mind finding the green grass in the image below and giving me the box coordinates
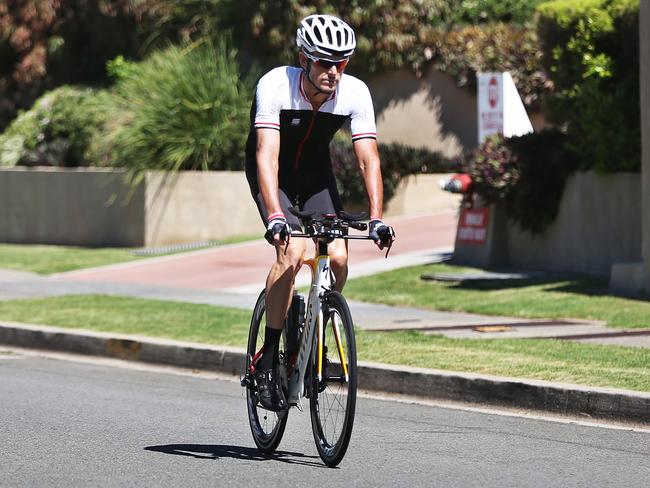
[0,294,648,392]
[0,235,258,275]
[344,263,650,329]
[0,295,251,346]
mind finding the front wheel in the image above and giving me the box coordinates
[245,290,288,453]
[310,291,357,467]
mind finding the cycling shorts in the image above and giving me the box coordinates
[249,176,343,231]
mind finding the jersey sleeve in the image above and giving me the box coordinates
[350,80,377,142]
[253,69,284,131]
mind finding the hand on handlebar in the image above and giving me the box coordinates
[369,219,396,251]
[264,213,292,246]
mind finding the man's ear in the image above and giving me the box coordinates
[298,51,308,70]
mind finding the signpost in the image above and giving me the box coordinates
[477,72,533,143]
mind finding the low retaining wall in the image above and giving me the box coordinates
[507,172,642,275]
[455,171,642,276]
[0,168,261,247]
[0,168,459,247]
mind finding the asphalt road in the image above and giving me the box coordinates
[2,349,649,488]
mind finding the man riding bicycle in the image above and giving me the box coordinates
[245,14,395,412]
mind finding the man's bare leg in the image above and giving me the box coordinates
[328,238,349,292]
[264,238,306,329]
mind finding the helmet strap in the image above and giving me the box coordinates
[303,59,328,97]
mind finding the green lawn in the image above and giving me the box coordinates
[0,236,258,275]
[344,263,650,329]
[0,294,648,392]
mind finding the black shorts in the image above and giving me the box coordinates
[249,184,343,230]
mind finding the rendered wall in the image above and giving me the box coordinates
[0,168,455,247]
[368,67,547,157]
[143,171,260,246]
[0,168,144,246]
[506,172,642,275]
[383,174,461,217]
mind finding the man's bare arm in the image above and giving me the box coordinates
[353,138,383,220]
[256,128,282,217]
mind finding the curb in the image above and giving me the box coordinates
[1,321,649,424]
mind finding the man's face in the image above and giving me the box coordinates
[300,51,348,94]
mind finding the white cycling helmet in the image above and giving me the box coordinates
[296,14,356,60]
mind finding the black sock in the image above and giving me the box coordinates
[258,326,282,370]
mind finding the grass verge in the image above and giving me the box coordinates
[0,235,258,275]
[0,294,647,392]
[344,263,650,329]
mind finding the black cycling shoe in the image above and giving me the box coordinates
[253,368,287,412]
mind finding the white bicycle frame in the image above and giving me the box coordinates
[285,253,349,406]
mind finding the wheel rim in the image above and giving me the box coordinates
[313,306,354,450]
[246,292,288,450]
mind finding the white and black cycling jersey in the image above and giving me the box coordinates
[245,66,377,194]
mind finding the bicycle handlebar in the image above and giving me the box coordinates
[288,206,371,240]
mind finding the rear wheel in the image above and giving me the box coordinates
[245,290,288,453]
[310,291,357,467]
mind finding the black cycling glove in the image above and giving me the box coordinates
[369,219,396,250]
[264,213,292,245]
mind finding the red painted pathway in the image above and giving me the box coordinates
[58,211,458,291]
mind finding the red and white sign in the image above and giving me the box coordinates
[456,208,489,245]
[478,72,533,143]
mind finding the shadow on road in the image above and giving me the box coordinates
[144,443,324,467]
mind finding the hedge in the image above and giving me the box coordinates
[536,0,640,171]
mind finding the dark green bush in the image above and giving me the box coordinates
[0,86,108,167]
[536,0,640,171]
[466,135,521,203]
[90,38,255,182]
[330,140,457,207]
[461,130,579,233]
[424,23,548,107]
[142,1,548,108]
[444,0,546,25]
[505,129,579,233]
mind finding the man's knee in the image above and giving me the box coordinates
[329,245,348,271]
[276,239,306,271]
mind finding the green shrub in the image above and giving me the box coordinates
[461,130,579,233]
[90,38,255,182]
[536,0,640,171]
[146,1,547,107]
[424,23,547,108]
[0,86,107,167]
[331,140,457,207]
[505,129,579,233]
[444,0,546,25]
[466,134,521,203]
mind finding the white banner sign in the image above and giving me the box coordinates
[478,72,533,143]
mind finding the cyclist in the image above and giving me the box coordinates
[245,14,395,411]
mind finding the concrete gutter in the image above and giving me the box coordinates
[1,321,648,424]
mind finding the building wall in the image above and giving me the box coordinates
[506,172,642,275]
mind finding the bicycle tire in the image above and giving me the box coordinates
[245,290,289,453]
[309,291,357,467]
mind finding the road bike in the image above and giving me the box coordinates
[241,207,373,467]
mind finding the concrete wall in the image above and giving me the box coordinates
[0,168,261,247]
[0,168,145,246]
[143,171,260,245]
[506,172,642,275]
[367,67,547,157]
[641,1,650,291]
[0,168,455,247]
[384,174,461,217]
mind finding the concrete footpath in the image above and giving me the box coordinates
[0,212,649,424]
